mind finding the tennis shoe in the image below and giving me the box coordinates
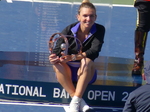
[80,99,90,112]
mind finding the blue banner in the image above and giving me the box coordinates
[0,78,137,107]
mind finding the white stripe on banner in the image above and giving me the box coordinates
[6,0,13,3]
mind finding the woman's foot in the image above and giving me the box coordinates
[69,96,90,112]
[69,96,81,112]
[80,99,90,112]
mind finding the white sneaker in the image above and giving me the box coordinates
[80,99,90,112]
[69,96,81,112]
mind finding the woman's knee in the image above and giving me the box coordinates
[79,58,94,74]
[53,63,71,76]
[80,58,94,68]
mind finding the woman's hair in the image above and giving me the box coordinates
[78,0,96,14]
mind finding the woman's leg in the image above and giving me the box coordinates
[53,63,75,97]
[69,58,95,112]
[75,58,95,98]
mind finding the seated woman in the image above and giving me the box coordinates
[49,0,105,112]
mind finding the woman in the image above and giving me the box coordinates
[49,0,105,112]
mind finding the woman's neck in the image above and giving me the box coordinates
[79,26,90,35]
[77,27,90,43]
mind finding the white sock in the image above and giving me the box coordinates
[69,96,81,112]
[71,96,81,103]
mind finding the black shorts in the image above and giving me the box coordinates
[134,2,150,31]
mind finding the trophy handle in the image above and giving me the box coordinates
[49,33,68,55]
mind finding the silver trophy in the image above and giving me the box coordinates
[49,33,82,57]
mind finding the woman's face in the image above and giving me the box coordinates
[77,7,97,29]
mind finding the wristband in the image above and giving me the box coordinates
[71,54,76,61]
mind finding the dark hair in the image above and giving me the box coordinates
[78,1,96,14]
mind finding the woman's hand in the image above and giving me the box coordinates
[59,52,72,63]
[49,54,60,65]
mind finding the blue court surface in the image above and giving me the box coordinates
[0,101,123,112]
[0,0,149,111]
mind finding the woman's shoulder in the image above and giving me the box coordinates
[61,22,79,35]
[95,23,105,31]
